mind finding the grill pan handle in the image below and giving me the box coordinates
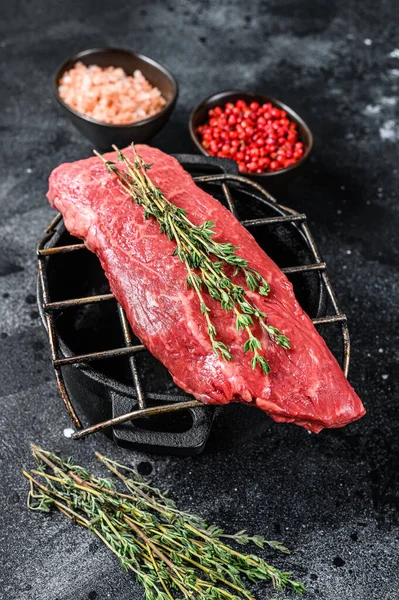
[110,390,216,456]
[173,153,239,176]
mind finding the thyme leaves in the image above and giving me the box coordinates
[94,145,290,374]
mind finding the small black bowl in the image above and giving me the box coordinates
[189,90,313,181]
[54,47,178,150]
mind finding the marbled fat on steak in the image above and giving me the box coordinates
[47,145,365,433]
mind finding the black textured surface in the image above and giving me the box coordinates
[0,1,398,599]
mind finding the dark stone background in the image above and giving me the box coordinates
[0,1,398,599]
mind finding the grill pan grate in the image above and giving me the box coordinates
[37,155,350,448]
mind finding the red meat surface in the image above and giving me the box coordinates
[47,145,365,432]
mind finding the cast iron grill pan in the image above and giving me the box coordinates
[37,155,349,455]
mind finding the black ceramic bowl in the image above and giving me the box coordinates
[54,48,178,150]
[189,90,313,180]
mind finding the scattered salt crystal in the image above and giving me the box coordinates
[380,120,399,141]
[364,104,381,115]
[337,209,342,215]
[346,250,352,255]
[382,374,389,380]
[364,38,373,46]
[378,348,384,353]
[26,168,32,174]
[63,428,75,438]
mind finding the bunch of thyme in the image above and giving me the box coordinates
[94,145,290,375]
[24,445,305,600]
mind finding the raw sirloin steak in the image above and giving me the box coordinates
[47,145,365,433]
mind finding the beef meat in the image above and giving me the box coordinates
[47,145,365,432]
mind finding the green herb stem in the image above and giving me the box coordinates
[24,446,305,600]
[93,145,291,374]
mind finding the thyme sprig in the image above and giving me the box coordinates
[24,446,305,600]
[94,145,290,375]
